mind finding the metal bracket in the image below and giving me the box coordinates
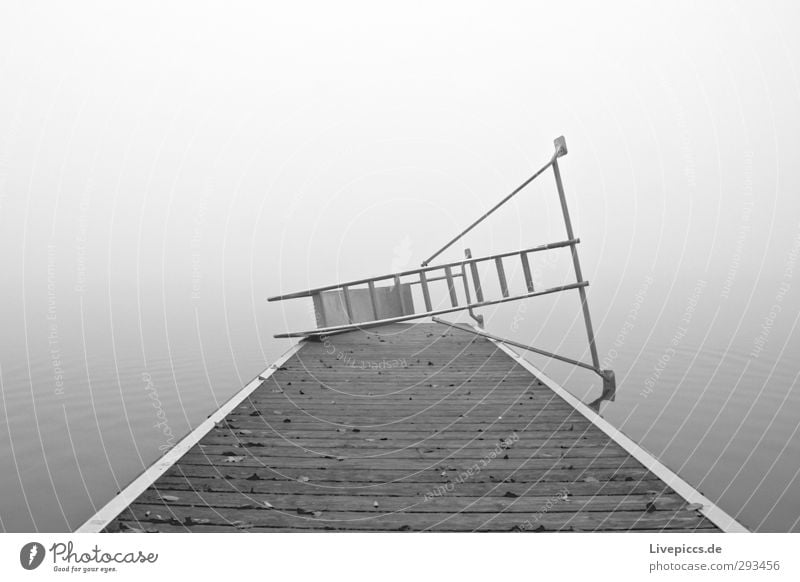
[554,135,568,158]
[463,249,484,328]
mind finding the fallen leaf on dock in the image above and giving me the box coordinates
[184,517,210,525]
[160,495,180,502]
[583,476,599,483]
[264,501,274,509]
[224,456,247,463]
[503,492,519,498]
[298,476,310,482]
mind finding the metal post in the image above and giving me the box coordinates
[462,249,484,327]
[551,139,601,370]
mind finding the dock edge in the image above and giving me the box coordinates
[489,337,750,533]
[75,340,306,533]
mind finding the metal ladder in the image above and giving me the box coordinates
[268,136,616,398]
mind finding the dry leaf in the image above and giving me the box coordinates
[160,495,180,502]
[184,517,210,525]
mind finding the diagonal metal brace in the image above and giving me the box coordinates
[433,316,616,396]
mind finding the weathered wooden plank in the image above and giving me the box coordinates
[188,444,631,460]
[109,503,713,532]
[164,465,663,487]
[134,490,692,514]
[150,476,675,497]
[174,455,644,470]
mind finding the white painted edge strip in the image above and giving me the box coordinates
[491,339,749,533]
[75,340,305,533]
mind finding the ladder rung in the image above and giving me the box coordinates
[444,266,458,307]
[419,270,433,312]
[367,280,379,319]
[469,261,484,302]
[520,252,534,292]
[393,275,407,314]
[495,257,509,298]
[342,285,354,323]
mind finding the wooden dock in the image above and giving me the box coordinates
[83,323,746,532]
